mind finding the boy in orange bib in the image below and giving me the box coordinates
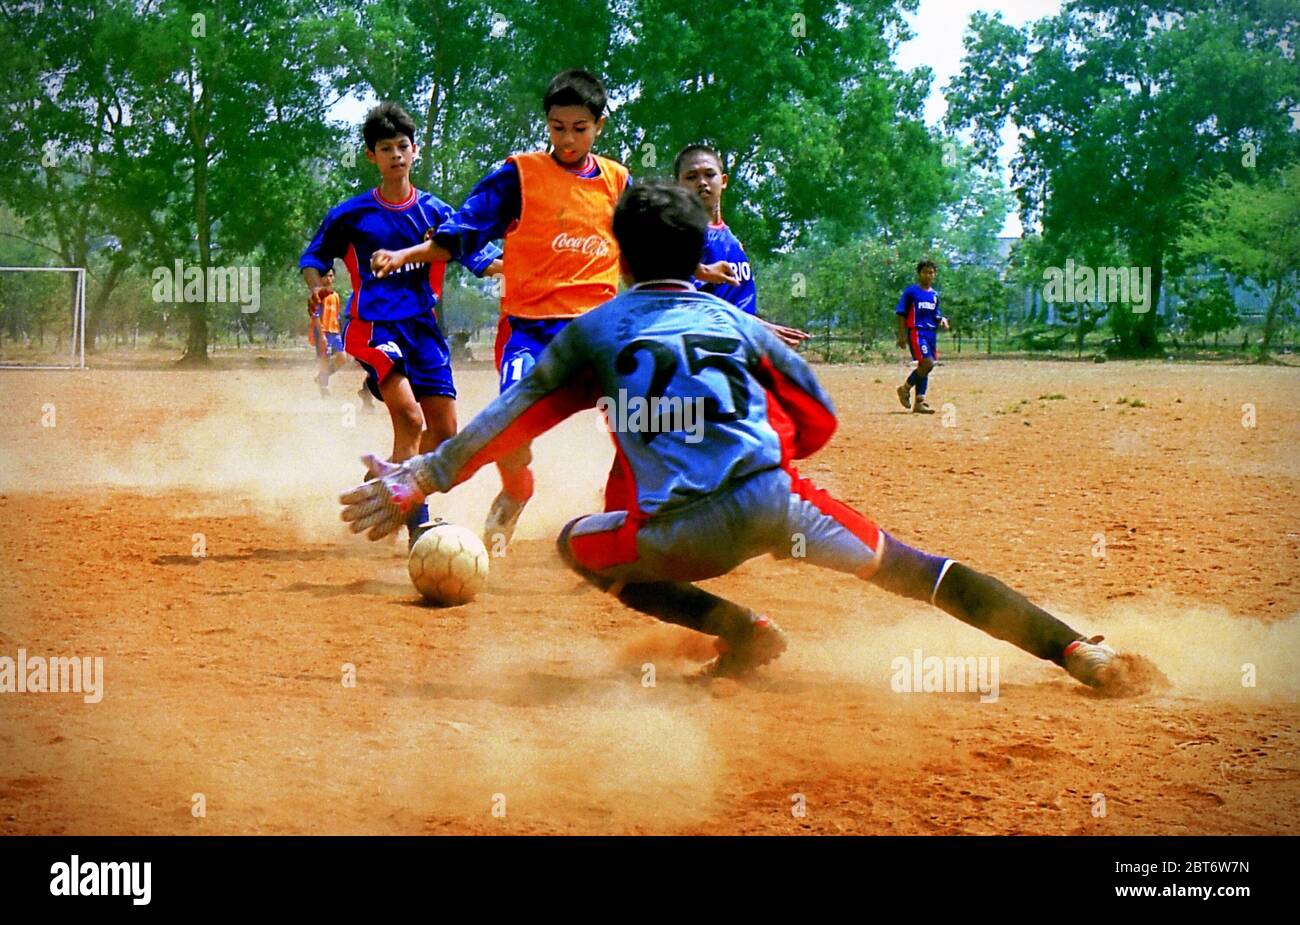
[373,70,739,553]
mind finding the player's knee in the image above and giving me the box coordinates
[556,517,581,569]
[871,534,948,602]
[501,444,532,470]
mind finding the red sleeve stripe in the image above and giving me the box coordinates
[756,356,836,459]
[448,370,601,489]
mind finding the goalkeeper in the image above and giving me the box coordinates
[340,181,1118,686]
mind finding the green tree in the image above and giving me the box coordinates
[1179,164,1300,359]
[612,0,944,257]
[1176,276,1239,348]
[946,1,1299,354]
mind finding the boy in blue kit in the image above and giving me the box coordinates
[674,144,809,348]
[371,71,739,553]
[301,102,502,546]
[895,260,948,414]
[342,182,1122,690]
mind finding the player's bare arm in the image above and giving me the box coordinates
[302,266,333,311]
[760,317,812,347]
[370,239,455,278]
[896,314,908,347]
[696,260,740,286]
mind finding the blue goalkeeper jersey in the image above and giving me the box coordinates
[300,187,501,323]
[694,222,757,315]
[896,284,942,330]
[418,282,838,517]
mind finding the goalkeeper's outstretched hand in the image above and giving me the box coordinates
[340,454,427,540]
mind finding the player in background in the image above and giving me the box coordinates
[896,259,949,414]
[301,102,502,547]
[371,70,740,554]
[328,269,377,413]
[307,267,348,397]
[342,182,1120,689]
[674,143,810,348]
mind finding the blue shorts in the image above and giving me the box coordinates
[908,329,938,362]
[344,311,455,401]
[494,316,573,393]
[309,324,343,357]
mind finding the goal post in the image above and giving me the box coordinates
[0,266,86,369]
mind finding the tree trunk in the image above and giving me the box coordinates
[1134,251,1163,354]
[85,257,128,354]
[1256,278,1285,362]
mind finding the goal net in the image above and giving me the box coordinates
[0,266,86,369]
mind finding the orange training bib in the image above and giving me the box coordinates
[500,151,628,319]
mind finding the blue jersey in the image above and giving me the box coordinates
[896,284,942,330]
[694,222,757,315]
[417,283,837,518]
[431,155,613,260]
[300,188,500,323]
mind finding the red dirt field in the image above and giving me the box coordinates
[0,356,1297,835]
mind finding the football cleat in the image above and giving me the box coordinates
[1063,635,1117,687]
[897,384,913,409]
[483,491,528,553]
[912,398,936,414]
[704,615,789,679]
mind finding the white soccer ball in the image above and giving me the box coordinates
[408,522,490,605]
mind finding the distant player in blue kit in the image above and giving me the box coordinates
[896,260,948,414]
[340,181,1121,689]
[301,102,501,546]
[675,144,809,348]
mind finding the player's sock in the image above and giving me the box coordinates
[871,534,1082,665]
[916,375,929,397]
[905,370,920,388]
[615,582,755,640]
[406,502,430,530]
[555,522,754,641]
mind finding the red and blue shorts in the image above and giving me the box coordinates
[494,315,575,394]
[907,328,938,362]
[310,323,343,358]
[344,311,455,401]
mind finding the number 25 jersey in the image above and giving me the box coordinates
[418,283,839,517]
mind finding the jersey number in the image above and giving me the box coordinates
[614,334,750,443]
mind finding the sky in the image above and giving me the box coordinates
[896,0,1064,236]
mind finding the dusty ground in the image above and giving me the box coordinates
[0,355,1297,834]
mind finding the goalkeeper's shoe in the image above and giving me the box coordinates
[483,491,527,553]
[1063,635,1117,688]
[704,615,788,679]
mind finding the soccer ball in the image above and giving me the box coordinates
[408,522,490,605]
